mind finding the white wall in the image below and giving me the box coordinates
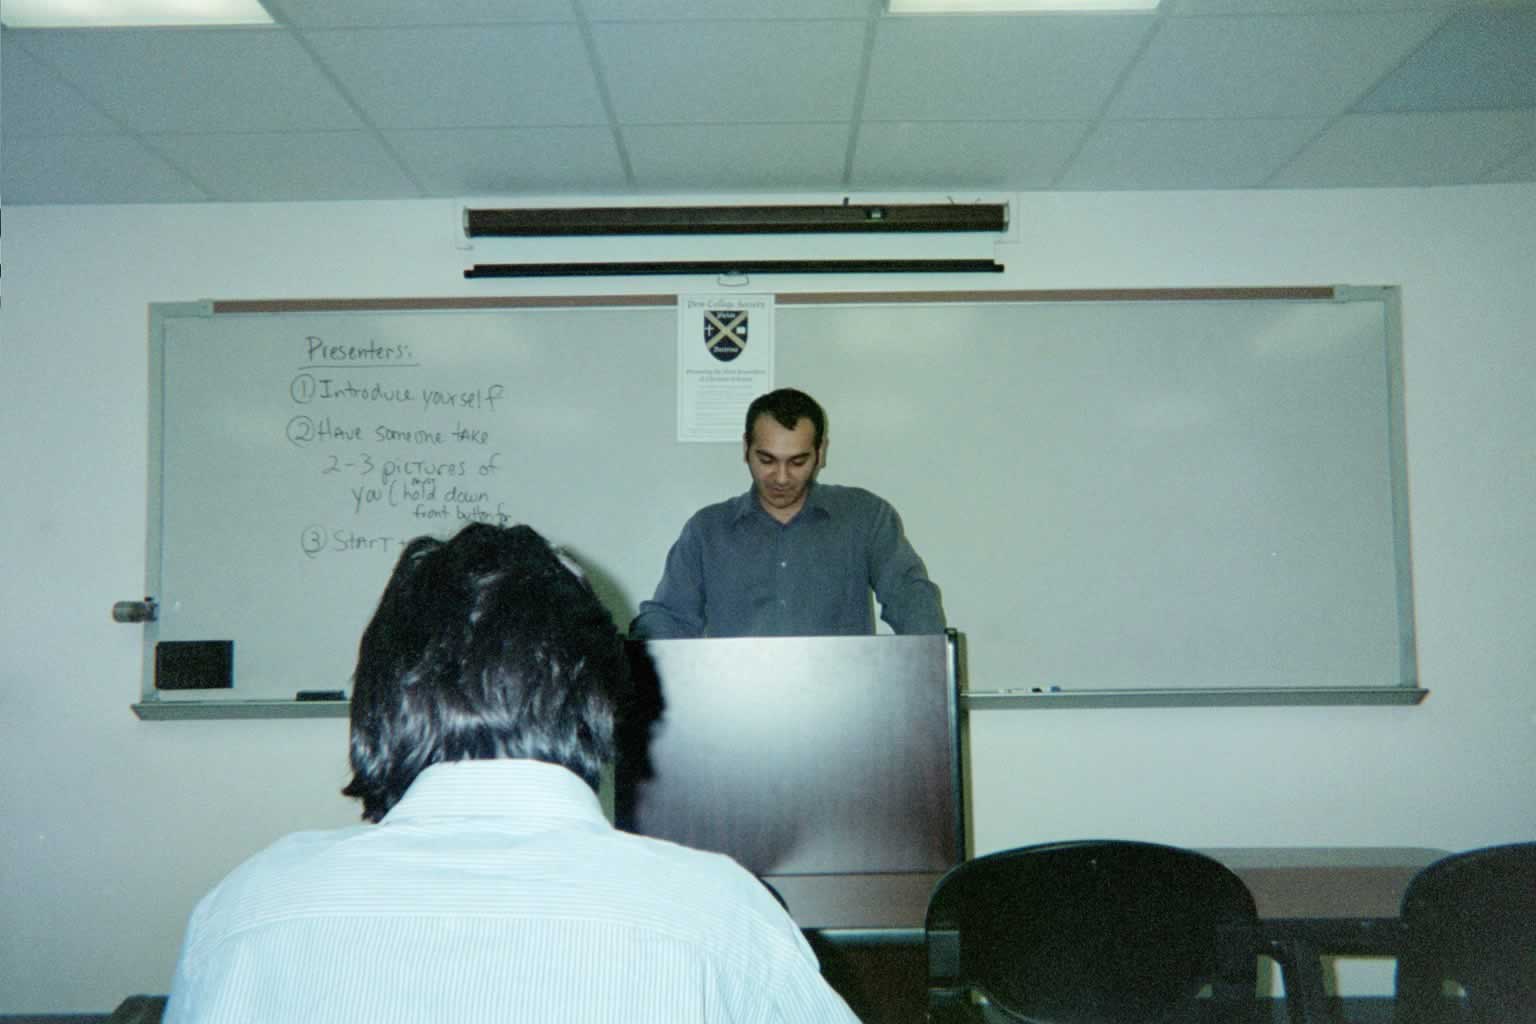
[3,187,1534,1012]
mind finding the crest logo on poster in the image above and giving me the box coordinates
[703,310,748,362]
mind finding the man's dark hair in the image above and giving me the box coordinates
[342,522,628,823]
[744,388,826,450]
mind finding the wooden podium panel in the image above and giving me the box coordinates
[616,633,964,914]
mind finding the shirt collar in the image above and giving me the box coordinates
[382,759,607,829]
[731,482,831,525]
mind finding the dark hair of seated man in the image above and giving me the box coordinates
[342,522,629,822]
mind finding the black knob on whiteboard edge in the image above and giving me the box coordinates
[112,598,158,623]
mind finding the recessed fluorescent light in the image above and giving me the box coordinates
[0,0,273,29]
[889,0,1159,12]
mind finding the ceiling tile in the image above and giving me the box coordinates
[852,120,1087,188]
[1108,13,1446,118]
[1061,118,1328,189]
[306,25,607,129]
[864,15,1155,121]
[150,131,420,201]
[2,134,208,204]
[625,124,848,190]
[5,5,1533,204]
[15,28,364,132]
[583,0,874,18]
[1354,8,1536,112]
[1169,0,1468,11]
[594,20,867,124]
[1270,110,1536,186]
[1,34,118,135]
[387,126,629,194]
[273,0,576,27]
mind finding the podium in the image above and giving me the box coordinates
[616,631,965,930]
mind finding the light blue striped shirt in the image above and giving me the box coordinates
[165,759,859,1023]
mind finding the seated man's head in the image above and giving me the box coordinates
[343,523,627,822]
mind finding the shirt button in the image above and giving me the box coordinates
[779,560,787,568]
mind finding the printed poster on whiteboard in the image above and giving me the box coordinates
[676,293,774,442]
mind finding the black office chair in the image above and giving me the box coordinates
[1394,841,1536,1024]
[925,840,1262,1024]
[104,996,167,1024]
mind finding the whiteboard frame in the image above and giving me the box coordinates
[133,287,1424,719]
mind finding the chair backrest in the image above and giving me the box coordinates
[925,840,1259,1024]
[1396,841,1536,1024]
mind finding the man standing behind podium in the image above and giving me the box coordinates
[631,388,944,638]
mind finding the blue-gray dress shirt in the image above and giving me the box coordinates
[630,483,944,638]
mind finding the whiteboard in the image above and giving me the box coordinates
[142,289,1416,709]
